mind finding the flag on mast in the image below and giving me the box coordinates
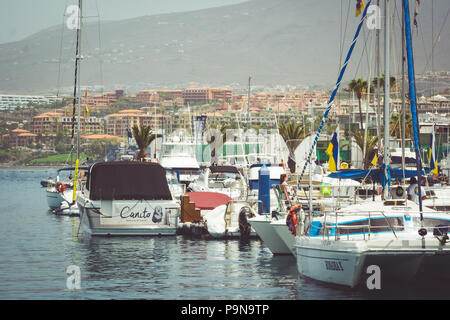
[356,0,365,17]
[83,89,90,117]
[325,130,339,172]
[429,126,438,175]
[371,152,378,168]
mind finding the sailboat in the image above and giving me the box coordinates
[294,0,450,288]
[45,0,85,216]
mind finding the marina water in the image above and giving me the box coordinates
[1,167,450,300]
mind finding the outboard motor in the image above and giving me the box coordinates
[239,206,255,239]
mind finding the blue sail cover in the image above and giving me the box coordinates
[328,168,429,182]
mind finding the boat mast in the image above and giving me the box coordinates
[383,0,390,200]
[375,0,382,145]
[401,0,406,183]
[403,0,425,225]
[76,0,82,161]
[70,0,82,162]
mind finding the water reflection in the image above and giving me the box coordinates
[72,234,299,299]
[4,168,450,299]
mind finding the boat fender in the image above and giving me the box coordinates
[286,204,302,236]
[56,182,66,193]
[239,207,254,239]
[418,228,427,237]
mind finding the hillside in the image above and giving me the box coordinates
[0,0,448,94]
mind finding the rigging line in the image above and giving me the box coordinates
[56,0,69,98]
[298,0,373,182]
[421,6,450,74]
[417,19,431,75]
[339,0,352,77]
[95,0,104,95]
[390,0,401,103]
[352,24,370,81]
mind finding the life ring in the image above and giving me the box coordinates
[56,182,66,193]
[286,204,302,236]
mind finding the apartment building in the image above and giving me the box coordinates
[2,129,38,147]
[0,94,60,111]
[31,111,104,136]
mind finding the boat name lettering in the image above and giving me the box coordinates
[324,260,344,271]
[120,206,152,219]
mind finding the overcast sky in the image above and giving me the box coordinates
[0,0,248,44]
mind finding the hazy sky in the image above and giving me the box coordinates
[0,0,248,44]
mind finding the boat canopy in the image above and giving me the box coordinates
[209,165,240,174]
[249,163,282,168]
[87,162,172,201]
[327,168,429,182]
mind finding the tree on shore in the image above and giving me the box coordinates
[132,125,160,161]
[278,120,309,173]
[347,78,367,132]
[349,129,379,169]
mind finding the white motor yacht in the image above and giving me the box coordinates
[159,140,201,185]
[77,161,180,236]
[188,165,247,200]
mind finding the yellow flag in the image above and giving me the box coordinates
[371,153,378,168]
[85,105,90,117]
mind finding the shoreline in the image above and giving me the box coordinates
[0,163,62,169]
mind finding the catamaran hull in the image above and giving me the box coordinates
[271,219,296,256]
[248,216,291,255]
[296,237,450,288]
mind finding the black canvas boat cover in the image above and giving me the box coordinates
[209,165,239,174]
[87,161,172,201]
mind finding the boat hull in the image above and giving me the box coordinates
[271,219,296,255]
[78,197,178,236]
[295,236,450,288]
[248,215,291,255]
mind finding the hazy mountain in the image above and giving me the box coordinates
[0,0,448,94]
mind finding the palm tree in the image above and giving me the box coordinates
[278,120,309,173]
[371,75,398,93]
[347,78,368,132]
[389,112,413,139]
[132,125,160,161]
[349,129,379,169]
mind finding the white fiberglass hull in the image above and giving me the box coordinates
[46,189,79,216]
[248,215,291,255]
[295,235,450,288]
[78,197,178,236]
[271,218,296,256]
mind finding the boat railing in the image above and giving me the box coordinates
[317,210,407,241]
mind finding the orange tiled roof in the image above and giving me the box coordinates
[17,133,37,137]
[81,134,122,140]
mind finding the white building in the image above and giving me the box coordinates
[0,94,61,111]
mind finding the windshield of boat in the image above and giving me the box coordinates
[166,170,179,184]
[161,144,195,157]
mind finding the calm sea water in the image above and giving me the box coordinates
[0,168,449,300]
